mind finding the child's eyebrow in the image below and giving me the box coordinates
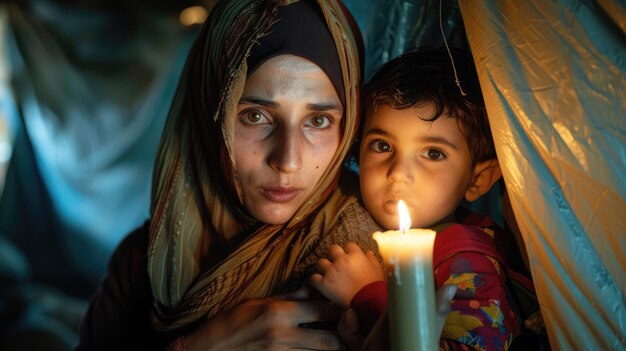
[419,136,460,150]
[363,128,395,139]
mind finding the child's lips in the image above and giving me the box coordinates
[383,200,398,215]
[383,194,412,215]
[383,198,404,215]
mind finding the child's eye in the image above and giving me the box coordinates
[241,110,270,125]
[305,115,332,129]
[420,148,446,160]
[369,140,392,153]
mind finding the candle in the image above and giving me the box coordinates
[373,200,438,351]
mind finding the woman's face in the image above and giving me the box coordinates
[234,55,343,224]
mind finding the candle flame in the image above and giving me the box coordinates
[397,200,411,232]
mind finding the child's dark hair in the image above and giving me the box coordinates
[363,47,496,165]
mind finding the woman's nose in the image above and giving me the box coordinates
[268,126,303,173]
[388,155,414,184]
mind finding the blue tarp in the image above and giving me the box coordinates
[0,0,623,349]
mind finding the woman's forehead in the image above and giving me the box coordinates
[242,55,342,106]
[256,55,325,74]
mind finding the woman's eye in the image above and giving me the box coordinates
[369,140,392,153]
[242,110,269,125]
[421,148,446,160]
[306,115,332,129]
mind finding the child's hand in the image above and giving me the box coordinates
[311,242,385,308]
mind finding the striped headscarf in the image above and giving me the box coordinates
[147,0,363,330]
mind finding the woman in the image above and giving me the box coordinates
[78,0,380,349]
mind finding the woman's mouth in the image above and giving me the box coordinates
[261,187,302,202]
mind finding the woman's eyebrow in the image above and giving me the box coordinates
[307,102,343,113]
[238,96,277,108]
[238,97,341,114]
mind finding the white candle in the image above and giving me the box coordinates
[373,200,438,351]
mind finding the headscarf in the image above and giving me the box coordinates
[147,0,363,330]
[246,1,345,106]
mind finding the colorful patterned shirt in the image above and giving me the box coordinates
[351,216,521,350]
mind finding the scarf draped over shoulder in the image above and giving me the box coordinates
[147,0,366,331]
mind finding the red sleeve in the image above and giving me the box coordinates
[435,251,521,351]
[77,222,159,350]
[349,280,387,333]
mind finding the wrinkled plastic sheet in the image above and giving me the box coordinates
[459,0,625,349]
[0,3,195,288]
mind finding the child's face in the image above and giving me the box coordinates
[359,103,475,230]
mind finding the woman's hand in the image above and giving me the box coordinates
[184,287,347,351]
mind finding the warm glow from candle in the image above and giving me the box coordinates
[398,200,411,232]
[179,6,208,26]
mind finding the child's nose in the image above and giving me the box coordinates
[388,156,414,184]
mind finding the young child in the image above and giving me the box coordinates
[311,48,522,350]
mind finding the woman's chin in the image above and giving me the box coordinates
[251,206,299,225]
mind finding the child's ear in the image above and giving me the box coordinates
[465,159,502,202]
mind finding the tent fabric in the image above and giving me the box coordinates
[0,2,196,294]
[458,0,625,349]
[347,0,625,348]
[0,0,623,349]
[346,0,469,80]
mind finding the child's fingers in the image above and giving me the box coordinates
[435,284,457,315]
[366,250,380,264]
[310,273,324,288]
[327,244,345,260]
[435,284,458,336]
[343,242,364,254]
[316,257,332,273]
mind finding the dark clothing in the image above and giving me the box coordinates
[78,194,382,350]
[77,223,192,350]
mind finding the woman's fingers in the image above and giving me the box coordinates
[294,299,340,325]
[288,326,345,350]
[187,296,344,351]
[259,300,344,349]
[245,325,345,351]
[247,297,340,326]
[268,286,311,302]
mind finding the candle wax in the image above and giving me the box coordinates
[373,228,438,351]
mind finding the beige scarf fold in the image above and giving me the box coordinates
[146,0,363,331]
